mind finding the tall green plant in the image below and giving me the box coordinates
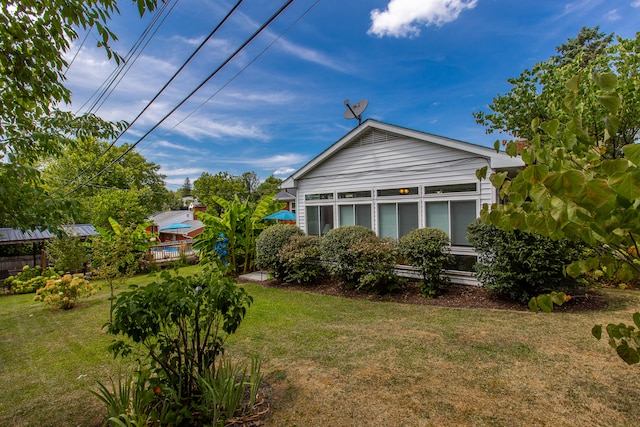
[398,227,452,298]
[107,268,253,425]
[194,195,281,274]
[90,218,154,320]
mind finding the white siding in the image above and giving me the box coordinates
[297,130,495,233]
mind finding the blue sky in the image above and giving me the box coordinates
[63,0,640,190]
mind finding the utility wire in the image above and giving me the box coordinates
[138,0,321,156]
[65,0,240,189]
[66,0,296,197]
[63,28,92,77]
[89,0,180,114]
[75,0,176,115]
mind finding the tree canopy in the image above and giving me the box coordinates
[0,0,158,230]
[473,28,639,160]
[43,138,168,228]
[476,31,640,280]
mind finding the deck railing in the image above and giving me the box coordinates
[148,240,198,262]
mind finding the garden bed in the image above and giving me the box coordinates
[252,279,609,312]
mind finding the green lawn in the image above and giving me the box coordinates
[1,268,639,426]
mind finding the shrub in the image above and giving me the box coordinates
[320,226,403,293]
[398,227,453,298]
[278,235,325,285]
[467,219,586,303]
[350,237,405,294]
[34,273,97,309]
[46,234,88,273]
[320,226,377,285]
[107,268,256,426]
[255,224,304,280]
[5,265,60,294]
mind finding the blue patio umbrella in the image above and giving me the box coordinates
[160,223,192,231]
[263,210,296,221]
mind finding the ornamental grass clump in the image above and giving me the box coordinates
[34,274,97,309]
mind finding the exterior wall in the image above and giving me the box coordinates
[292,131,502,285]
[296,133,495,232]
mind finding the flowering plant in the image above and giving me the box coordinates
[34,274,98,309]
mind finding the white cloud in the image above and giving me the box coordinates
[160,167,206,177]
[632,0,640,7]
[155,140,204,153]
[276,38,350,73]
[368,0,478,38]
[603,9,621,20]
[169,116,268,141]
[273,167,296,176]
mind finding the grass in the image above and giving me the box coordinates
[1,267,639,426]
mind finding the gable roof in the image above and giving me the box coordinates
[281,120,523,188]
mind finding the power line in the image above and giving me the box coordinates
[66,0,296,196]
[74,0,177,115]
[65,0,241,189]
[138,0,321,156]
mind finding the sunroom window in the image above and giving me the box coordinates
[339,204,372,229]
[306,205,334,236]
[425,200,476,246]
[378,202,418,239]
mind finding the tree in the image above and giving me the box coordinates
[476,33,640,280]
[473,29,638,159]
[475,33,640,365]
[194,195,281,274]
[43,138,168,228]
[553,26,614,67]
[179,177,192,198]
[193,172,245,209]
[90,218,154,321]
[254,175,283,202]
[241,171,260,202]
[0,0,158,230]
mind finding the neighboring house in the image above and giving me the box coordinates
[279,120,523,284]
[148,209,205,242]
[273,189,297,213]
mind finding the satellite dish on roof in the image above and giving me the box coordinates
[343,99,368,125]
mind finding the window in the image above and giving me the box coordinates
[290,201,296,214]
[339,204,372,229]
[305,193,333,201]
[378,202,418,239]
[425,200,476,246]
[338,190,371,199]
[306,205,334,236]
[424,183,477,194]
[377,187,419,197]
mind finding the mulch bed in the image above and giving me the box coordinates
[247,278,609,312]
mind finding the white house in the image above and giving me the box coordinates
[278,120,523,284]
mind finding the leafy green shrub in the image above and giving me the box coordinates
[107,268,255,426]
[320,226,403,293]
[398,227,453,298]
[320,226,377,285]
[278,235,325,285]
[467,219,585,303]
[46,234,88,273]
[34,273,97,309]
[255,224,304,280]
[5,265,60,294]
[350,237,405,294]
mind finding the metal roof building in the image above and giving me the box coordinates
[0,224,98,245]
